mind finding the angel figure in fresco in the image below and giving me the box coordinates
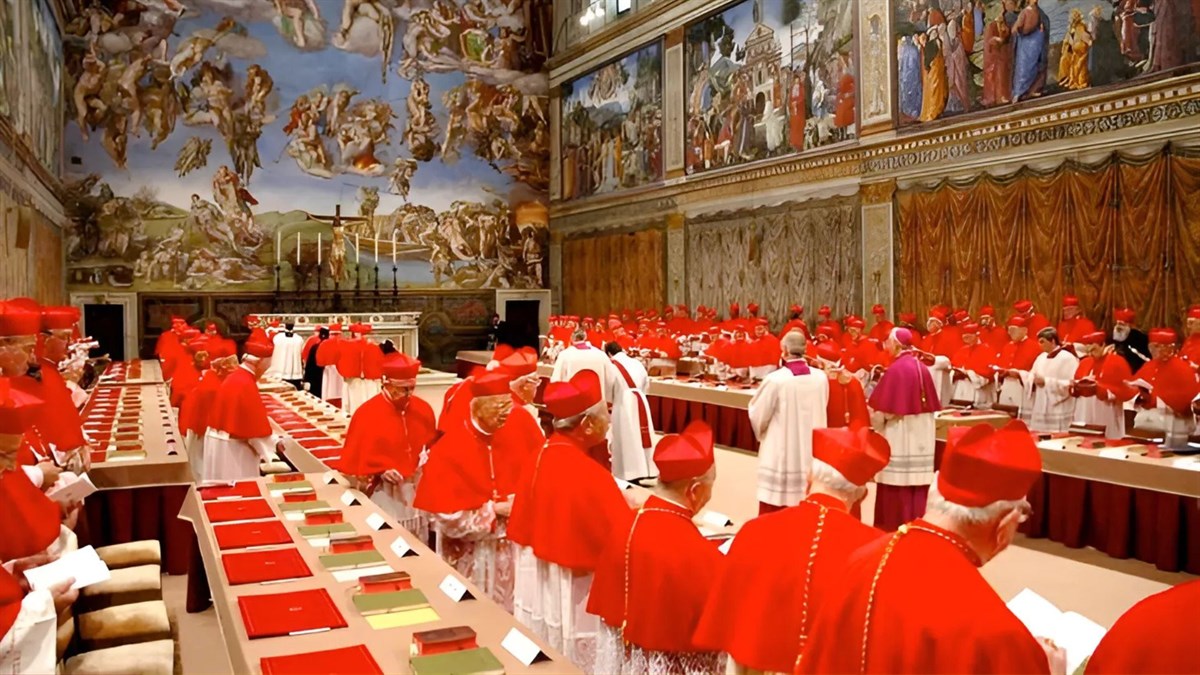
[287,109,333,177]
[283,94,311,135]
[492,27,525,71]
[169,35,213,79]
[244,65,275,123]
[73,50,108,141]
[188,194,233,250]
[405,76,438,162]
[272,0,324,49]
[326,87,357,138]
[117,52,152,134]
[102,111,130,169]
[335,0,395,82]
[337,118,384,174]
[230,113,263,182]
[140,64,180,149]
[388,157,418,200]
[401,9,452,66]
[212,165,260,246]
[357,186,380,233]
[194,62,235,137]
[440,87,469,162]
[176,137,212,177]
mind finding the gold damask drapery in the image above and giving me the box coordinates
[686,197,862,328]
[561,228,665,317]
[897,146,1200,329]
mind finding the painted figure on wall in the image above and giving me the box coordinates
[559,41,663,200]
[895,0,1200,125]
[62,0,550,293]
[683,0,857,175]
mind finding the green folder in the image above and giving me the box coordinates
[352,589,429,615]
[410,647,505,675]
[267,480,313,492]
[318,550,385,570]
[296,523,355,538]
[278,500,329,513]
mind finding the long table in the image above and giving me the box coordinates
[76,378,194,574]
[179,474,577,674]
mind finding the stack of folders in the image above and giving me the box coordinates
[410,626,478,656]
[221,548,312,585]
[409,647,506,675]
[260,645,383,675]
[238,588,347,639]
[351,571,439,630]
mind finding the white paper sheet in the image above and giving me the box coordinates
[24,546,111,591]
[1007,588,1106,675]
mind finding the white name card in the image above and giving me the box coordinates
[339,490,359,507]
[1097,448,1128,460]
[1172,458,1200,471]
[718,537,735,556]
[364,512,391,531]
[321,471,340,485]
[389,536,416,558]
[439,574,472,602]
[500,627,545,666]
[701,510,734,528]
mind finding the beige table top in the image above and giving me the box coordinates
[179,475,577,675]
[80,382,191,489]
[1035,436,1200,498]
[95,359,164,386]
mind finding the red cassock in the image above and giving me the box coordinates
[1180,334,1200,366]
[315,336,342,369]
[751,335,782,367]
[209,367,272,439]
[826,374,870,429]
[797,520,1049,674]
[708,339,753,369]
[179,369,223,438]
[1057,317,1097,345]
[335,340,384,379]
[843,337,883,371]
[1027,312,1051,334]
[507,433,633,572]
[336,393,437,479]
[1135,356,1200,415]
[951,343,999,378]
[11,374,85,453]
[998,337,1041,372]
[156,332,184,379]
[207,337,238,359]
[301,334,322,363]
[170,358,200,408]
[615,334,636,350]
[980,325,1009,350]
[778,320,811,340]
[868,320,894,343]
[587,496,722,652]
[1086,579,1200,674]
[817,320,844,341]
[693,494,882,673]
[34,360,87,447]
[0,467,62,561]
[1075,354,1136,402]
[924,329,963,358]
[413,407,541,513]
[437,378,473,433]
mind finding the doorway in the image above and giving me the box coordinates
[500,299,541,351]
[83,304,125,361]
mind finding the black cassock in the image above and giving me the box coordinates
[303,337,325,396]
[1108,328,1151,374]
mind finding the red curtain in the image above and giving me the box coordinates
[897,147,1200,328]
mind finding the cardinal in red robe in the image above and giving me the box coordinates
[694,426,888,673]
[1056,295,1097,345]
[314,325,345,406]
[178,342,231,480]
[1087,579,1200,674]
[815,343,870,429]
[588,420,724,675]
[336,352,437,537]
[867,304,894,343]
[1180,306,1200,367]
[509,370,632,670]
[949,323,999,407]
[798,421,1057,674]
[33,305,92,471]
[0,380,62,561]
[203,335,280,482]
[1134,328,1200,446]
[778,305,810,340]
[978,306,1009,350]
[1071,332,1136,438]
[815,306,843,342]
[168,332,204,409]
[414,370,542,612]
[336,324,384,414]
[1013,299,1051,335]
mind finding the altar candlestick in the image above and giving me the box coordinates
[276,231,281,264]
[391,232,396,265]
[356,233,360,263]
[374,235,378,260]
[296,232,301,265]
[317,233,322,265]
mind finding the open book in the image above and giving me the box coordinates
[1007,588,1106,675]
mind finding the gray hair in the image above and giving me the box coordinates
[572,329,587,343]
[552,401,607,430]
[925,479,1026,526]
[782,331,807,356]
[810,459,867,501]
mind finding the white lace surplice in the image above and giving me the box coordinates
[431,502,517,612]
[369,476,428,543]
[512,547,599,672]
[594,623,724,675]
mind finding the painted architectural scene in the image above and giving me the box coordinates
[559,40,662,199]
[0,0,65,176]
[62,0,551,293]
[684,0,856,175]
[895,0,1200,125]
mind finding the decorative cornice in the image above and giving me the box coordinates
[551,73,1200,222]
[0,117,66,211]
[859,180,895,205]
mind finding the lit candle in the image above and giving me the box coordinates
[296,232,301,265]
[317,233,322,265]
[374,234,378,260]
[391,231,396,265]
[356,233,360,263]
[276,230,281,264]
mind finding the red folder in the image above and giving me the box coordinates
[204,499,276,523]
[221,548,312,585]
[213,521,294,550]
[272,473,307,483]
[260,645,383,675]
[199,481,262,501]
[238,588,348,639]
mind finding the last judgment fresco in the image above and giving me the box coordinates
[63,0,550,292]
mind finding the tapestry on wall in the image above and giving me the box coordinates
[685,197,862,327]
[895,0,1200,125]
[684,0,856,176]
[0,0,64,176]
[62,0,550,293]
[559,40,662,200]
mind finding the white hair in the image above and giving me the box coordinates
[810,459,866,500]
[552,401,606,430]
[925,478,1025,526]
[782,331,807,356]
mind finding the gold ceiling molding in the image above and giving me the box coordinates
[551,72,1200,223]
[859,180,895,205]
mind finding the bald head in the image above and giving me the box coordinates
[782,331,807,358]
